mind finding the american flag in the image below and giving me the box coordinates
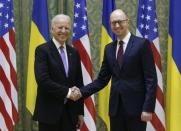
[72,0,96,131]
[136,0,165,130]
[0,0,18,131]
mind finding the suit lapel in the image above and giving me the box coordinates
[111,41,117,63]
[111,41,122,76]
[66,45,73,78]
[49,40,67,76]
[121,34,135,68]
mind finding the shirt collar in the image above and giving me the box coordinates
[117,32,131,44]
[52,37,66,50]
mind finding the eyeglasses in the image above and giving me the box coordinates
[111,19,128,26]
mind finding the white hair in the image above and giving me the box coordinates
[51,14,71,28]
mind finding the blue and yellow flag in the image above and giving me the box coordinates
[26,0,50,114]
[98,0,115,130]
[166,0,181,131]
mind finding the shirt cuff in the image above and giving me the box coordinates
[66,88,72,98]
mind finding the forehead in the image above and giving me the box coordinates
[52,15,71,26]
[110,11,127,21]
[53,19,70,27]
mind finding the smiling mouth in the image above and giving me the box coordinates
[58,34,65,37]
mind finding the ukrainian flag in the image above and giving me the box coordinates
[26,0,50,114]
[98,0,115,130]
[166,0,181,131]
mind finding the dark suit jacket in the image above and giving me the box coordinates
[81,34,157,117]
[33,40,84,124]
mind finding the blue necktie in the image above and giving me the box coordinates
[60,46,68,77]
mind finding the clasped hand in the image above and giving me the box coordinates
[68,86,82,101]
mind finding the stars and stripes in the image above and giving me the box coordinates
[136,0,165,131]
[0,0,18,130]
[72,0,96,131]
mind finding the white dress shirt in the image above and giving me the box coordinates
[52,38,71,98]
[116,32,131,59]
[52,38,69,71]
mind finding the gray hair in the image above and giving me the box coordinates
[51,14,71,28]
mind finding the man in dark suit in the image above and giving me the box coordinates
[33,14,84,131]
[71,9,157,131]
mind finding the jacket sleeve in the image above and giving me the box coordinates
[74,50,84,115]
[80,45,112,98]
[141,40,157,112]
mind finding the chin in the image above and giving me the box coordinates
[58,38,66,41]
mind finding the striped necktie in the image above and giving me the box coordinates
[117,41,124,67]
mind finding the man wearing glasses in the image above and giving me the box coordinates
[70,9,157,131]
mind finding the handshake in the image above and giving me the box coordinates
[68,86,82,101]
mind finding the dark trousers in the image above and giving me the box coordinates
[110,114,146,131]
[110,99,146,131]
[39,106,76,131]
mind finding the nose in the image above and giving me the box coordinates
[115,22,120,27]
[61,27,66,32]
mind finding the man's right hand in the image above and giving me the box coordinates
[68,86,82,101]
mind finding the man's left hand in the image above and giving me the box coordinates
[141,112,152,122]
[76,115,84,129]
